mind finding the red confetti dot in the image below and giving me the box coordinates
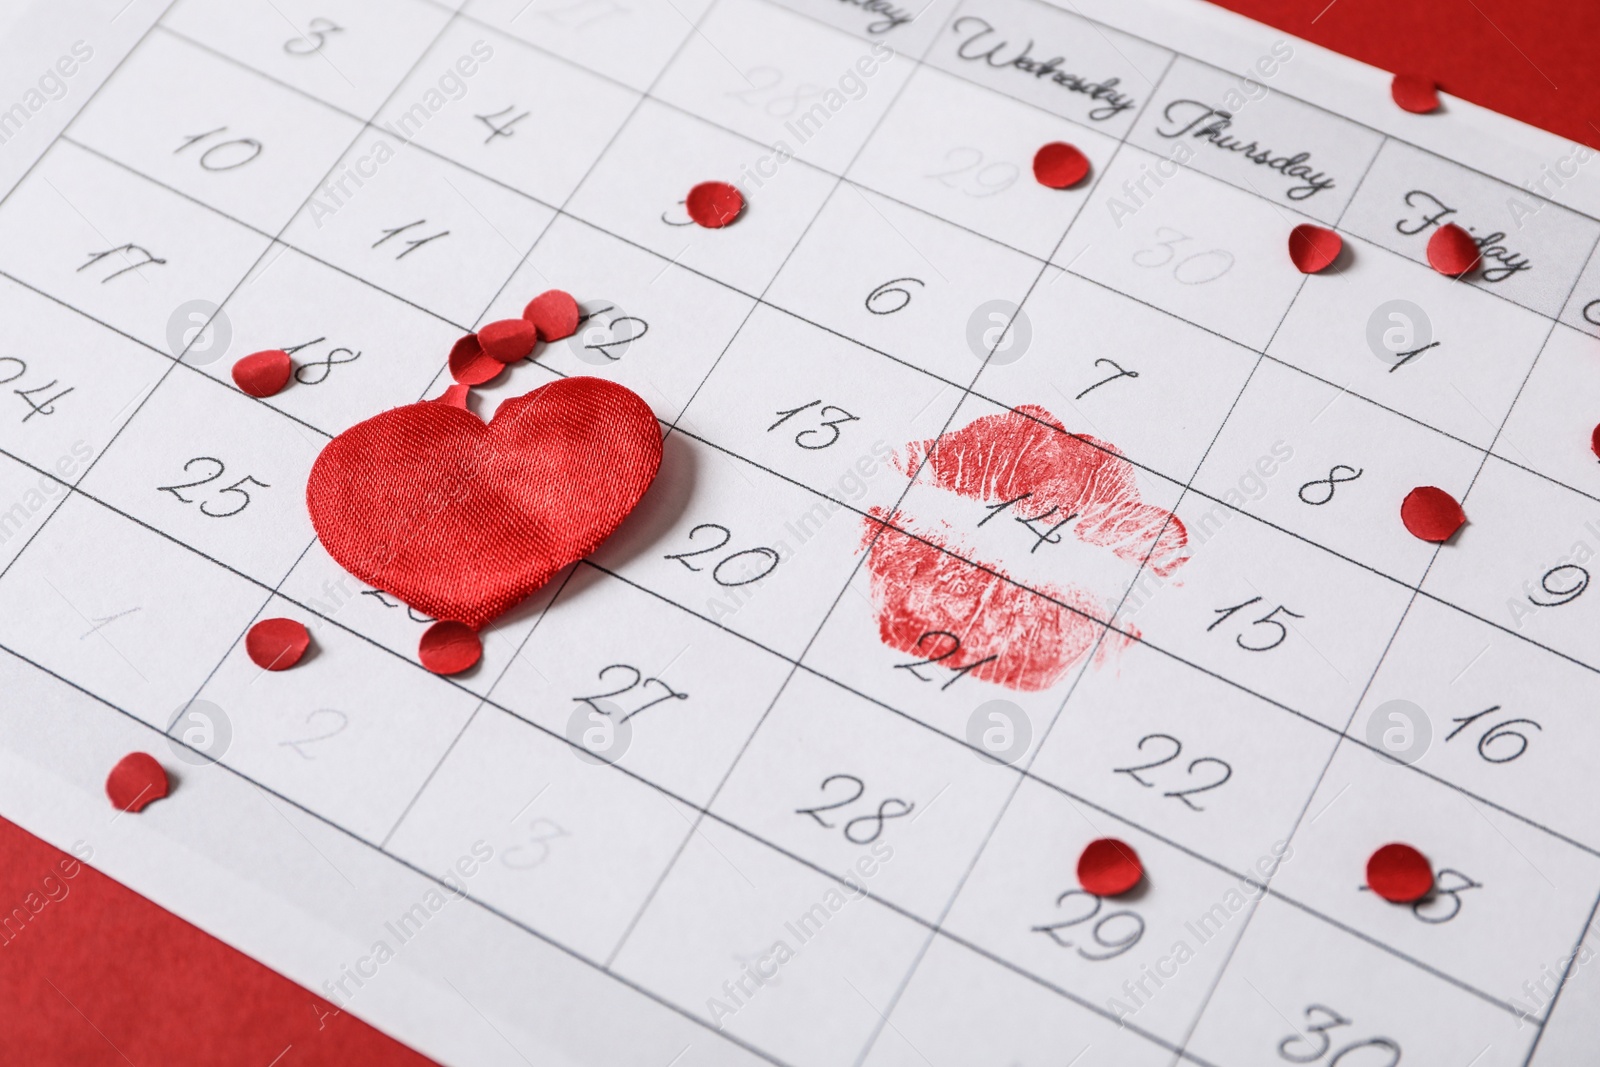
[478,318,537,364]
[419,620,481,675]
[522,289,581,343]
[1390,74,1440,114]
[1288,223,1343,274]
[448,333,504,387]
[686,181,744,229]
[1077,837,1143,896]
[246,617,310,671]
[1401,485,1466,542]
[1591,423,1600,461]
[1426,223,1481,277]
[106,752,169,813]
[1032,141,1090,189]
[1366,843,1434,903]
[231,349,292,398]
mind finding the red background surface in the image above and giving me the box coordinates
[5,2,1598,1065]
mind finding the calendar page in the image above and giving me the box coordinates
[4,0,1600,1064]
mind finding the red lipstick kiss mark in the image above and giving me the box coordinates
[861,406,1187,692]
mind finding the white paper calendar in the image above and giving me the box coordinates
[4,0,1600,1063]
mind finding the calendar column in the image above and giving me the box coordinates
[1188,136,1600,1063]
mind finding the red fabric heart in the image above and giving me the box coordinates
[306,376,661,630]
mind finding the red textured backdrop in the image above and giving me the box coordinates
[4,2,1598,1064]
[1210,0,1600,149]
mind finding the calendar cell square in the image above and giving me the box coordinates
[78,368,320,587]
[940,776,1263,1045]
[385,706,698,962]
[1423,456,1600,670]
[977,267,1259,483]
[193,595,478,843]
[890,393,1187,633]
[565,99,838,296]
[489,563,792,807]
[713,668,1018,921]
[859,934,1176,1067]
[592,431,867,659]
[1269,234,1550,450]
[763,183,1041,388]
[0,274,169,477]
[848,65,1118,260]
[0,141,272,354]
[1354,594,1600,853]
[473,213,757,423]
[1117,490,1414,728]
[922,0,1171,136]
[1496,322,1600,496]
[653,0,914,175]
[676,304,956,513]
[189,245,461,436]
[161,0,452,118]
[1186,894,1532,1067]
[802,558,1088,765]
[69,29,363,233]
[610,814,929,1067]
[1192,358,1483,586]
[0,452,73,574]
[0,492,264,726]
[281,129,555,327]
[1340,139,1599,319]
[469,0,713,93]
[1274,738,1600,1020]
[1126,56,1382,224]
[1032,640,1335,873]
[373,21,640,208]
[1056,145,1309,350]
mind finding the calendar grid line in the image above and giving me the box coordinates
[1519,887,1600,1064]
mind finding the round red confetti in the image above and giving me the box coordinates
[522,289,581,343]
[478,318,537,364]
[448,333,504,387]
[1401,485,1466,542]
[1077,837,1143,896]
[1426,223,1481,277]
[1591,423,1600,461]
[106,752,169,813]
[1366,843,1434,903]
[232,349,292,398]
[245,617,310,671]
[1032,141,1090,189]
[686,181,744,229]
[1288,223,1343,274]
[419,620,481,675]
[1390,74,1440,114]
